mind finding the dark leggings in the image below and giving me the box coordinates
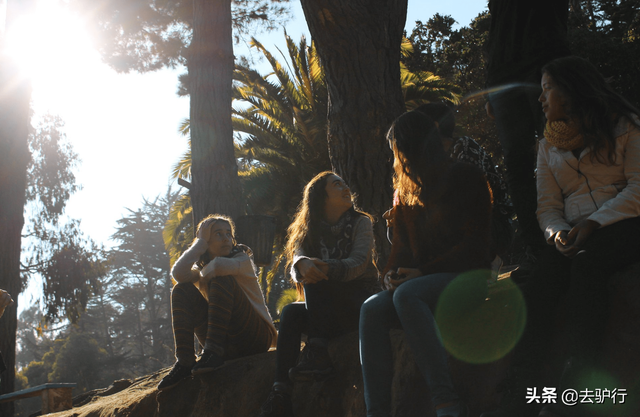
[274,280,370,384]
[171,276,272,365]
[517,217,640,367]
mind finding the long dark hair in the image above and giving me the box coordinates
[283,171,373,287]
[387,111,450,206]
[542,56,640,164]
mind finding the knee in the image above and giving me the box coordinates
[208,274,236,290]
[569,252,606,289]
[172,282,197,299]
[391,283,416,308]
[360,292,394,325]
[280,303,306,325]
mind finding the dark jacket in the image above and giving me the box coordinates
[384,162,492,276]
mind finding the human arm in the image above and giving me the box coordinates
[382,267,422,291]
[586,121,640,227]
[200,251,254,281]
[322,216,375,282]
[170,239,207,283]
[536,140,573,243]
[551,219,601,258]
[291,248,328,284]
[0,290,14,319]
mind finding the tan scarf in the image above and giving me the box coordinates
[544,120,584,151]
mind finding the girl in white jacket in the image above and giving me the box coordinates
[500,56,640,417]
[158,215,276,391]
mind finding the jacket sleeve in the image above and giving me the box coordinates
[587,123,640,227]
[417,164,492,274]
[171,238,208,283]
[200,252,253,280]
[536,140,572,243]
[290,248,308,284]
[383,206,420,276]
[324,216,375,282]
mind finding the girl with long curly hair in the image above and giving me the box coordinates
[258,171,378,417]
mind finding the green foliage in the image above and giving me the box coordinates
[25,114,79,226]
[107,192,175,372]
[48,332,110,391]
[40,229,106,324]
[275,288,298,315]
[163,193,193,269]
[232,35,332,236]
[568,0,640,108]
[16,192,176,405]
[404,12,502,164]
[70,0,291,73]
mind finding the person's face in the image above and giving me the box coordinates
[324,174,353,212]
[539,73,570,122]
[207,221,233,258]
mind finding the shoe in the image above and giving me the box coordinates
[479,367,541,417]
[258,388,294,417]
[157,362,192,391]
[509,246,541,285]
[191,350,224,375]
[288,340,334,383]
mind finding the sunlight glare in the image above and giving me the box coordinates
[5,0,98,113]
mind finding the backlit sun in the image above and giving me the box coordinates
[4,0,98,113]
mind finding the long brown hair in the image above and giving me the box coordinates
[542,56,640,165]
[193,214,237,269]
[387,111,450,206]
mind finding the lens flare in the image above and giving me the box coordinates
[435,270,527,364]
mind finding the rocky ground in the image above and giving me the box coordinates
[46,263,640,417]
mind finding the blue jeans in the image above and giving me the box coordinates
[359,273,458,417]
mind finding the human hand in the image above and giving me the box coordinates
[384,267,421,291]
[296,259,328,284]
[200,258,218,280]
[0,290,14,319]
[563,220,600,257]
[553,230,573,256]
[311,258,329,275]
[196,218,215,242]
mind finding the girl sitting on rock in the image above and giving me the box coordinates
[258,171,378,417]
[360,111,492,417]
[158,214,276,391]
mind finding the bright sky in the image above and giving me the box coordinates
[9,0,487,308]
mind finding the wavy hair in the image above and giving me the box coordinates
[542,56,640,165]
[282,171,373,294]
[387,111,450,206]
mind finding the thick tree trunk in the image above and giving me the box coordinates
[0,4,34,416]
[188,0,243,226]
[299,0,408,263]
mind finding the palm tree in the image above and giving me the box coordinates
[164,34,331,269]
[164,34,462,293]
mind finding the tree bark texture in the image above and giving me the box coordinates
[0,4,34,417]
[188,0,243,226]
[300,0,408,263]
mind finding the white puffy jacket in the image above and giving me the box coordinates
[536,115,640,243]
